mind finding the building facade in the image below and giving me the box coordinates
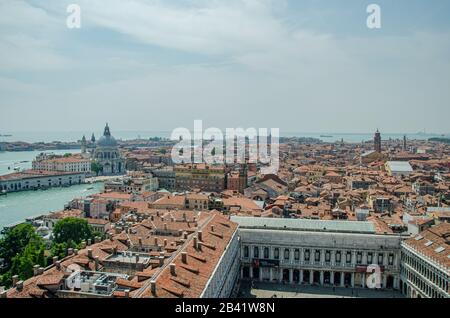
[233,217,402,290]
[175,164,226,193]
[93,124,125,176]
[400,223,449,298]
[0,170,85,193]
[32,155,91,174]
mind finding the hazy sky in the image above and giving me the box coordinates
[1,0,449,134]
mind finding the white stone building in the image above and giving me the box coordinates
[400,223,449,298]
[232,217,402,290]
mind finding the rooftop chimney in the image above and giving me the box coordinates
[94,256,100,271]
[38,267,44,275]
[170,263,176,276]
[33,265,40,276]
[12,275,19,287]
[56,261,61,270]
[74,249,79,255]
[193,236,198,249]
[87,238,92,246]
[164,239,167,247]
[138,237,143,246]
[158,256,164,267]
[181,252,187,264]
[88,249,93,259]
[150,280,156,295]
[198,231,203,242]
[68,248,74,256]
[163,223,168,231]
[154,237,158,246]
[211,225,215,232]
[16,281,23,291]
[52,256,58,265]
[183,232,188,240]
[124,289,130,298]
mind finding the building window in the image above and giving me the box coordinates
[368,252,373,264]
[336,251,341,263]
[284,249,290,260]
[388,253,394,266]
[346,251,352,264]
[264,247,269,259]
[304,249,310,262]
[378,253,384,265]
[357,252,362,264]
[274,248,279,260]
[315,250,321,262]
[244,246,249,258]
[253,247,259,258]
[325,250,331,262]
[294,249,300,261]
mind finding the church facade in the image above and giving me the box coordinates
[92,124,125,176]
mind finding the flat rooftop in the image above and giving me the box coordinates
[386,161,413,172]
[231,216,376,234]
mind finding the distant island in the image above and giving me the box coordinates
[429,137,450,144]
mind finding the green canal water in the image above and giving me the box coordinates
[0,182,104,229]
[0,150,104,229]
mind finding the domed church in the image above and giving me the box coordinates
[93,123,125,175]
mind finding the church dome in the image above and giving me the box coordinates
[96,123,118,148]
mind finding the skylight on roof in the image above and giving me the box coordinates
[424,241,433,247]
[415,235,424,241]
[434,246,445,253]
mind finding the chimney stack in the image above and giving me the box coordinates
[198,231,203,242]
[16,281,23,291]
[183,232,188,240]
[211,225,215,232]
[88,249,93,259]
[94,256,99,271]
[181,252,187,264]
[52,256,58,265]
[12,275,19,287]
[193,236,198,249]
[87,238,92,246]
[124,289,130,298]
[158,256,164,267]
[163,223,168,231]
[138,237,143,246]
[74,249,79,255]
[150,281,156,295]
[33,265,40,276]
[38,267,44,275]
[154,237,158,246]
[164,239,167,247]
[56,261,61,270]
[170,263,176,276]
[68,248,74,256]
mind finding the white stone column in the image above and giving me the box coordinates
[330,271,335,285]
[279,269,283,282]
[340,272,345,287]
[351,273,355,288]
[382,274,387,289]
[300,270,304,284]
[320,271,324,285]
[269,268,273,282]
[361,273,366,288]
[309,271,314,284]
[289,269,294,284]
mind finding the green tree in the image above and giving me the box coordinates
[52,218,93,245]
[91,161,103,176]
[0,223,39,271]
[0,224,45,288]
